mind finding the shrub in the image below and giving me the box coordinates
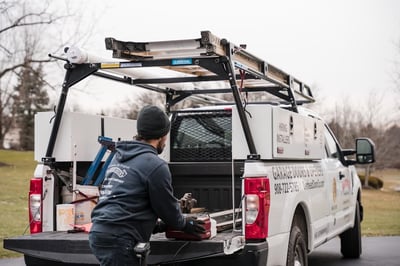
[358,174,384,189]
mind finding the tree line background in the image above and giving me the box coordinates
[1,0,399,169]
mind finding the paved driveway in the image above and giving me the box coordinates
[309,236,400,266]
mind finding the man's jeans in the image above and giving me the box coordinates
[89,231,140,266]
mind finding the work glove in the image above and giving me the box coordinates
[183,217,206,240]
[152,220,167,234]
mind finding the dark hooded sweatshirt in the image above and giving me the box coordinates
[90,140,185,242]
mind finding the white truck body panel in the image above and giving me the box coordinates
[31,108,361,266]
[34,112,137,162]
[272,107,325,159]
[232,105,325,160]
[243,157,359,266]
[232,105,273,159]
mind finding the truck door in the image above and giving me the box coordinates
[323,126,352,234]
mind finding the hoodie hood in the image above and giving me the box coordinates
[115,140,157,163]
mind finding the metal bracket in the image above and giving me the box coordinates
[45,63,99,159]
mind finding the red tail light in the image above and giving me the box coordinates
[244,177,270,240]
[29,178,43,234]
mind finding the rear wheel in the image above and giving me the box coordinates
[286,215,308,266]
[340,201,362,258]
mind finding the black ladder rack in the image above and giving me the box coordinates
[103,30,314,109]
[46,30,315,160]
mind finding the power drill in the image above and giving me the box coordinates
[134,242,150,266]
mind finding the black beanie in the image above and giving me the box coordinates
[137,105,171,139]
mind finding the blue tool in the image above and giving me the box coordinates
[81,136,115,186]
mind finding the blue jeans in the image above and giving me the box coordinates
[89,231,140,266]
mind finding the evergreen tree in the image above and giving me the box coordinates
[13,63,49,150]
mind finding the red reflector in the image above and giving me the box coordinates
[30,178,42,193]
[244,177,270,240]
[29,178,43,234]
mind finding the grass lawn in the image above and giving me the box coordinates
[0,150,399,258]
[0,150,35,258]
[361,168,400,236]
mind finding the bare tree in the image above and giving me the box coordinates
[0,0,94,148]
[0,1,64,74]
[109,88,215,119]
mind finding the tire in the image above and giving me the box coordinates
[286,215,308,266]
[340,200,362,258]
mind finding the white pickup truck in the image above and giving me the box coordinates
[4,31,375,266]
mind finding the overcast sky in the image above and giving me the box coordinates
[59,0,400,122]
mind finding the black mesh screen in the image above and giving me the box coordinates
[170,110,232,161]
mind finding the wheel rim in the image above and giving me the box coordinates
[294,261,302,266]
[294,235,306,266]
[294,249,303,266]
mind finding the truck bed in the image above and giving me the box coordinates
[4,161,245,265]
[4,230,243,265]
[169,162,244,212]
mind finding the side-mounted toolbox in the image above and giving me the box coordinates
[232,105,324,160]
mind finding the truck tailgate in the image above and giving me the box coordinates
[149,231,244,264]
[4,232,97,264]
[4,231,244,265]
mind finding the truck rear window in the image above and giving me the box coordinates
[170,110,232,161]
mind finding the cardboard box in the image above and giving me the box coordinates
[56,204,75,231]
[61,185,99,225]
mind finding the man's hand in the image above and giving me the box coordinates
[152,220,167,234]
[183,217,206,239]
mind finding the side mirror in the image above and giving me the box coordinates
[356,138,375,164]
